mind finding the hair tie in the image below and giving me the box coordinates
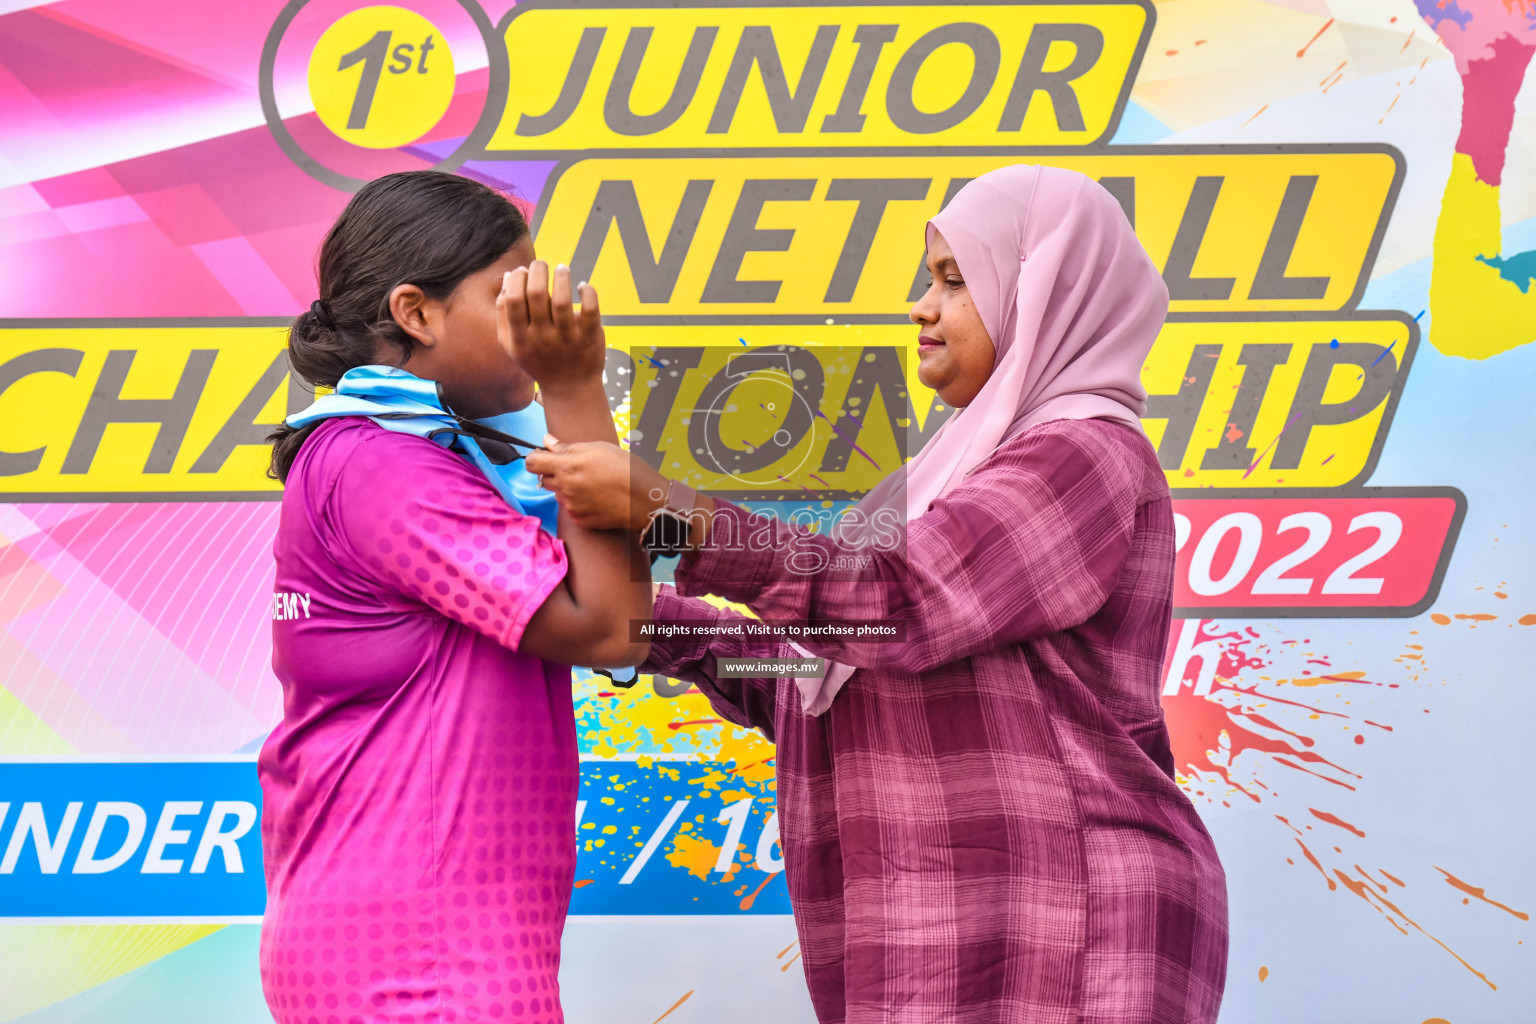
[310,299,335,330]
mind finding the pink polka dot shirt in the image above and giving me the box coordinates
[259,417,575,1024]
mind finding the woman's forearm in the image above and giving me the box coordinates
[644,588,782,739]
[675,501,895,615]
[674,428,1143,675]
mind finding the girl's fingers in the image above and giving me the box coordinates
[502,267,530,336]
[576,281,600,336]
[525,260,551,325]
[550,264,574,335]
[495,286,512,355]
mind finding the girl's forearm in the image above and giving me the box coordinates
[541,383,651,662]
[540,382,619,446]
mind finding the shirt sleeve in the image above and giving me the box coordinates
[326,429,568,651]
[641,586,784,741]
[675,420,1153,675]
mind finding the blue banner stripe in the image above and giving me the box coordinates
[0,759,787,919]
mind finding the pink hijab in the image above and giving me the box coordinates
[793,164,1169,714]
[896,162,1167,517]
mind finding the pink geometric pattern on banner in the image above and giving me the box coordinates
[0,503,280,755]
[0,0,543,319]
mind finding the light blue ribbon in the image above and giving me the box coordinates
[287,365,635,684]
[286,365,560,535]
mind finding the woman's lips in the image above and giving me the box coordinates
[918,335,944,352]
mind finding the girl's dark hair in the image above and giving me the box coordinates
[268,170,529,481]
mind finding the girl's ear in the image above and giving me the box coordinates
[389,283,437,348]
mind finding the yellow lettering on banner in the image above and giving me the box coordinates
[609,314,1413,497]
[0,315,1409,498]
[1137,316,1413,489]
[490,2,1151,152]
[533,149,1401,316]
[615,332,924,500]
[0,324,293,498]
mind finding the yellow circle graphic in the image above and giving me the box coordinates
[308,6,455,149]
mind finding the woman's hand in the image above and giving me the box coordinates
[526,438,670,532]
[496,261,605,395]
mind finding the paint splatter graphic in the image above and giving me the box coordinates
[649,990,694,1023]
[1161,615,1528,988]
[778,940,803,973]
[572,573,1531,979]
[1420,2,1536,359]
[569,595,789,911]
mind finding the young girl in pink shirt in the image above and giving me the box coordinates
[258,170,649,1024]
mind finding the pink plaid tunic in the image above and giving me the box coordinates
[644,419,1228,1024]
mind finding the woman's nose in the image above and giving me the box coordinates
[909,295,937,326]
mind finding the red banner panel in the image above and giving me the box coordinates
[1169,488,1465,617]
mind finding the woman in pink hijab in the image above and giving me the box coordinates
[529,165,1228,1023]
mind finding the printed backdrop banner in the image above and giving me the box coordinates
[1,1,1533,1022]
